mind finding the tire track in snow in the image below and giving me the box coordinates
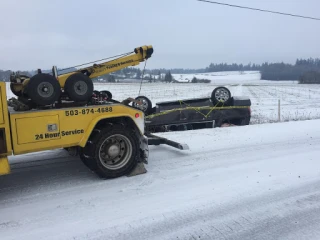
[71,179,320,240]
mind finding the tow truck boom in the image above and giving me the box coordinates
[45,45,153,87]
[10,45,154,107]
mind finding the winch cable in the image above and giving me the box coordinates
[58,51,134,73]
[138,59,148,96]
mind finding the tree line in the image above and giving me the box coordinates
[205,58,320,82]
[1,57,320,83]
[119,58,320,82]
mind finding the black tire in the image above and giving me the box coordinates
[93,90,100,96]
[132,96,152,114]
[79,124,139,179]
[79,148,97,171]
[10,83,22,97]
[79,128,101,171]
[211,87,231,105]
[26,73,61,106]
[64,73,94,102]
[100,90,112,99]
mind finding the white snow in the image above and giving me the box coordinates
[172,71,262,84]
[92,80,320,124]
[2,72,320,239]
[1,119,320,239]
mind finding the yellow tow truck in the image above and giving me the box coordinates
[0,45,188,179]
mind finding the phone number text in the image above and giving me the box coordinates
[65,107,113,116]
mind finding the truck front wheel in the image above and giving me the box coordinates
[80,124,140,178]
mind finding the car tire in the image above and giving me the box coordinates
[211,86,232,105]
[132,96,152,115]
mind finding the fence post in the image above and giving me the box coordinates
[278,99,281,122]
[309,89,311,99]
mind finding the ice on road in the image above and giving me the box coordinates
[1,120,320,240]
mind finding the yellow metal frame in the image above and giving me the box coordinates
[9,104,144,155]
[0,45,153,176]
[0,82,13,156]
[0,81,145,177]
[22,45,153,88]
[0,157,10,175]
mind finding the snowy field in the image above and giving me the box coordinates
[2,72,320,239]
[90,74,319,125]
[171,70,263,84]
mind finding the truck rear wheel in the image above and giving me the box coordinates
[65,73,93,102]
[80,124,139,178]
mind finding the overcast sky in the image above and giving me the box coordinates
[1,0,319,71]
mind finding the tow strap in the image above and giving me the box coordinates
[146,100,249,119]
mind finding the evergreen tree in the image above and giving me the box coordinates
[107,75,116,82]
[164,71,173,83]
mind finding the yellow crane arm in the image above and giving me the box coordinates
[57,45,153,87]
[10,45,154,106]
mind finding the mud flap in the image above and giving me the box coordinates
[0,157,10,175]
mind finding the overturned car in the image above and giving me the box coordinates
[132,86,251,133]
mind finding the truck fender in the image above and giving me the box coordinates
[78,114,144,147]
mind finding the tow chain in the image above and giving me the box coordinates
[7,98,31,111]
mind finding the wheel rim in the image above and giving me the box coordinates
[214,88,230,102]
[74,81,88,96]
[37,82,54,98]
[98,134,132,170]
[136,98,148,112]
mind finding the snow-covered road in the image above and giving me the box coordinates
[1,119,320,240]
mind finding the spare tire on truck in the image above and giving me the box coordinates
[26,73,61,106]
[64,73,94,102]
